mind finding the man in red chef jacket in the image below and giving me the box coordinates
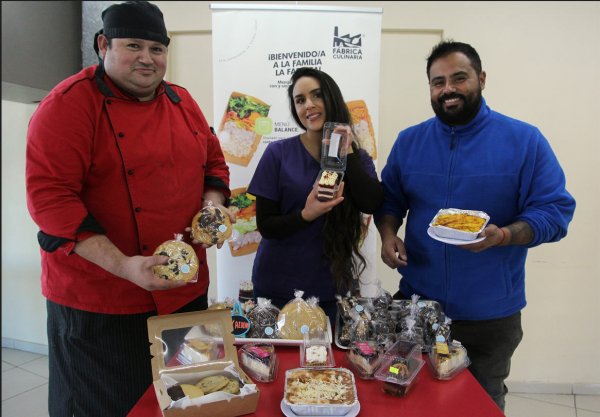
[25,2,231,416]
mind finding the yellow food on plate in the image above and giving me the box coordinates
[433,213,486,232]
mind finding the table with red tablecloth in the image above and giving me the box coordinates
[128,345,504,417]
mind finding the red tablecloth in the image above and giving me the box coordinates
[128,345,504,417]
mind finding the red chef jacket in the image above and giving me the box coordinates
[26,65,230,315]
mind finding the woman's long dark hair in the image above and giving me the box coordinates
[287,67,366,294]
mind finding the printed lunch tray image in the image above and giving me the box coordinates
[228,187,261,257]
[218,92,271,167]
[346,99,377,160]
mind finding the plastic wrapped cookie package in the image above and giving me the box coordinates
[429,208,490,241]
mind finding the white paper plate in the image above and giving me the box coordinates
[280,399,360,417]
[427,226,485,246]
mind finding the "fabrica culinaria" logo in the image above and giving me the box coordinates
[332,26,363,60]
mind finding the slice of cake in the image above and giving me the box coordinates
[317,170,341,202]
[347,342,380,378]
[429,341,469,379]
[304,345,329,366]
[239,343,277,382]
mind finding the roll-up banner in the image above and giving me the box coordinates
[211,3,383,301]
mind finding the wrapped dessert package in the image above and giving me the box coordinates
[429,208,490,241]
[345,340,383,379]
[177,338,221,366]
[147,309,259,417]
[238,280,254,303]
[335,294,393,350]
[314,122,352,202]
[427,340,470,380]
[276,290,328,340]
[300,330,335,368]
[153,233,199,283]
[315,169,344,202]
[374,339,425,397]
[398,317,425,346]
[391,295,445,352]
[246,297,279,339]
[190,202,233,246]
[321,122,351,170]
[238,343,278,383]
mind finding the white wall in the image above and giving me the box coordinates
[2,1,599,392]
[1,100,48,353]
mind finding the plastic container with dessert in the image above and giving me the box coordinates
[321,122,351,170]
[429,208,490,241]
[314,122,351,202]
[238,343,278,382]
[300,329,335,368]
[374,339,425,397]
[427,340,470,380]
[283,367,358,416]
[314,169,344,202]
[345,340,382,379]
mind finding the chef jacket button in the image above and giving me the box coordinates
[118,132,125,138]
[135,207,141,213]
[106,99,112,105]
[142,245,148,251]
[127,169,134,175]
[193,130,199,135]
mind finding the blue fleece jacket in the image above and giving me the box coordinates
[378,98,575,320]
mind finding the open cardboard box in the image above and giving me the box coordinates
[147,309,260,417]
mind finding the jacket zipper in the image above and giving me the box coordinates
[443,127,457,310]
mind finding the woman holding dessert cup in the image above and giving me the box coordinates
[247,67,383,324]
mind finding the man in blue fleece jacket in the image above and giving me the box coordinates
[375,40,575,411]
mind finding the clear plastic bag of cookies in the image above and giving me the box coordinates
[247,297,280,339]
[153,233,199,283]
[276,290,328,340]
[190,201,233,247]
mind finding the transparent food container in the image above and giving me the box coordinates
[427,340,470,380]
[300,340,336,368]
[374,340,425,397]
[345,341,382,379]
[315,169,344,202]
[321,122,351,171]
[238,343,278,382]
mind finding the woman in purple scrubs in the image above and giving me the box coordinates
[248,67,383,323]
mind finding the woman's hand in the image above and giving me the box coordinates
[301,182,345,222]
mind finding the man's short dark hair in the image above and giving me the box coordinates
[426,40,482,79]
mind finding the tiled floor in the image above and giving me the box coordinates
[2,347,599,417]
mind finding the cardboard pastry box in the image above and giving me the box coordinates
[147,309,260,417]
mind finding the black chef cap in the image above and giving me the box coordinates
[93,1,170,56]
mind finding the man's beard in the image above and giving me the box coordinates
[431,90,482,126]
